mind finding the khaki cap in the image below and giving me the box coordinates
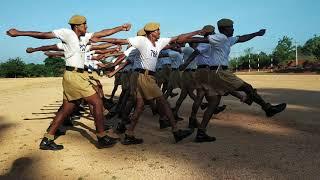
[202,25,215,33]
[144,22,160,32]
[217,18,233,27]
[68,15,86,25]
[137,29,146,36]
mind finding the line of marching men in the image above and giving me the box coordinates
[6,15,286,151]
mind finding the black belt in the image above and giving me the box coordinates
[171,68,178,71]
[135,69,156,76]
[185,69,196,72]
[210,66,228,70]
[157,68,162,71]
[197,65,210,69]
[66,66,84,73]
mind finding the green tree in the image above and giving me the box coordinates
[0,57,26,78]
[301,35,320,61]
[24,63,48,77]
[272,36,295,64]
[43,57,65,77]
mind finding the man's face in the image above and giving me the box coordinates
[223,25,234,37]
[76,23,87,36]
[152,29,160,40]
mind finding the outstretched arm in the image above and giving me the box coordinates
[237,29,266,43]
[184,37,209,43]
[94,46,121,55]
[26,44,62,53]
[6,28,55,39]
[107,61,130,78]
[170,29,207,44]
[92,23,131,38]
[44,51,64,58]
[90,43,116,50]
[91,37,129,45]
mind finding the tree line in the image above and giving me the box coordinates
[229,35,320,70]
[0,57,65,78]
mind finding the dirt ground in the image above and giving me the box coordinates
[0,75,319,180]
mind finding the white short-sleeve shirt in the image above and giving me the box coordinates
[128,36,171,72]
[181,47,196,69]
[208,33,238,66]
[52,28,93,68]
[124,46,142,70]
[168,50,183,69]
[194,43,212,66]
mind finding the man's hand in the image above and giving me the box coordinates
[6,28,19,37]
[121,23,132,31]
[116,45,122,51]
[256,29,266,36]
[26,48,35,53]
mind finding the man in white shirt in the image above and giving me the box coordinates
[206,19,286,117]
[94,22,208,144]
[7,15,132,150]
[182,20,287,142]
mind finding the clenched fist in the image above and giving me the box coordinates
[6,28,19,37]
[122,23,132,31]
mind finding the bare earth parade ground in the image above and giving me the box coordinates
[0,74,319,180]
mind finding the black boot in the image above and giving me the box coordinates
[188,117,199,129]
[46,125,66,137]
[174,114,184,121]
[159,119,171,129]
[63,117,74,127]
[170,92,179,98]
[213,105,227,114]
[264,103,287,117]
[116,122,127,134]
[39,137,64,150]
[173,129,193,143]
[194,129,216,143]
[200,103,208,110]
[122,134,144,145]
[97,135,118,148]
[103,98,115,110]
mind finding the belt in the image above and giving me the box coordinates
[157,68,162,71]
[185,69,196,72]
[66,66,84,73]
[122,71,128,74]
[210,66,228,70]
[171,68,178,71]
[135,68,156,76]
[197,65,210,69]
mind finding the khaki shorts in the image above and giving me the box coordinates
[88,71,100,86]
[135,72,163,100]
[168,70,183,89]
[62,70,96,101]
[210,70,244,95]
[120,72,130,90]
[181,70,197,90]
[195,68,217,96]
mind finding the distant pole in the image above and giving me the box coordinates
[236,57,238,72]
[295,41,298,67]
[271,58,273,72]
[258,58,260,72]
[248,54,251,72]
